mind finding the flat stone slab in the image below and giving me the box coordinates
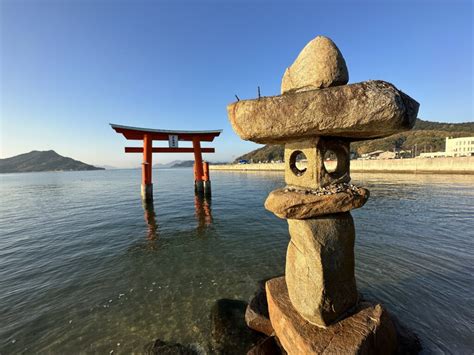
[266,276,398,355]
[227,80,419,144]
[265,185,369,219]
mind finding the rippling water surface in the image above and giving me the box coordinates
[1,169,473,353]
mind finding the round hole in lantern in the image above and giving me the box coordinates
[323,149,338,173]
[289,150,307,177]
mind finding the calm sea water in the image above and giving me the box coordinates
[1,169,473,354]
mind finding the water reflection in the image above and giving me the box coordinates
[194,194,212,232]
[142,199,159,247]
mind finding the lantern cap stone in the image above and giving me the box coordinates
[281,36,349,94]
[227,80,419,144]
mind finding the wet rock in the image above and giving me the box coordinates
[265,186,369,219]
[392,315,422,354]
[144,339,198,355]
[247,336,286,355]
[286,214,358,326]
[281,35,348,94]
[245,279,274,336]
[227,80,419,144]
[211,299,265,354]
[266,276,398,355]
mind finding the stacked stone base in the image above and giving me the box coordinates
[266,276,398,355]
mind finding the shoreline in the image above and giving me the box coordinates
[210,156,474,175]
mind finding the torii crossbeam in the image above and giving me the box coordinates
[111,124,222,200]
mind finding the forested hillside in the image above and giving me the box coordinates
[235,119,474,162]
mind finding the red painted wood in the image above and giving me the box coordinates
[202,162,210,181]
[113,127,220,142]
[193,138,204,182]
[142,134,152,185]
[125,147,215,153]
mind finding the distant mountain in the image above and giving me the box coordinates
[412,119,474,132]
[99,165,118,170]
[235,119,474,162]
[170,160,194,168]
[154,160,183,168]
[236,144,284,163]
[154,160,195,168]
[0,150,104,173]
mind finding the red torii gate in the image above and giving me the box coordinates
[111,124,221,200]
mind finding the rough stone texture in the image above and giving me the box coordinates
[281,36,348,94]
[265,187,369,219]
[284,137,351,189]
[227,80,420,144]
[286,214,358,326]
[266,277,398,355]
[245,279,274,336]
[210,299,265,354]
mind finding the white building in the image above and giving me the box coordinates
[445,136,474,157]
[419,136,474,158]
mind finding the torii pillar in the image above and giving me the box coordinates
[111,124,222,201]
[141,133,153,199]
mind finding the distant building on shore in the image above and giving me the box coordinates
[419,136,474,158]
[359,150,410,160]
[360,150,385,159]
[446,136,474,157]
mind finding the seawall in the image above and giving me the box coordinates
[210,157,474,174]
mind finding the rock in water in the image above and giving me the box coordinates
[266,277,398,355]
[281,36,349,94]
[390,315,423,354]
[210,299,264,354]
[144,339,198,355]
[247,336,286,355]
[245,279,275,336]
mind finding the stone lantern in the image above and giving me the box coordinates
[227,36,419,353]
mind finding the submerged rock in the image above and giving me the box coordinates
[245,279,274,336]
[144,339,198,355]
[392,315,422,354]
[210,299,264,354]
[247,336,286,355]
[281,35,349,94]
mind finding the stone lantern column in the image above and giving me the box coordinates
[227,36,419,354]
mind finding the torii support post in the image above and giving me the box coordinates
[203,161,211,196]
[141,133,153,201]
[192,138,212,196]
[110,124,221,200]
[192,138,204,194]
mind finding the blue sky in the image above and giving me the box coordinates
[1,0,472,167]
